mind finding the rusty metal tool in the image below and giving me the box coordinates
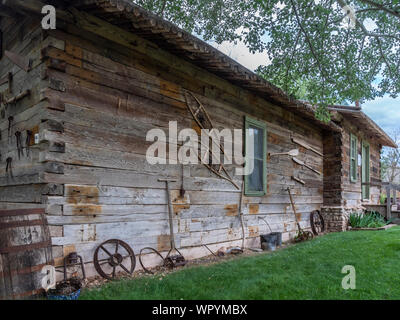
[159,178,187,268]
[269,149,299,157]
[286,187,313,242]
[184,90,239,190]
[5,50,32,72]
[93,239,136,280]
[63,252,86,281]
[292,157,321,175]
[291,136,323,157]
[0,72,12,93]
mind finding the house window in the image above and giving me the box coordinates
[244,116,267,196]
[362,141,370,200]
[350,133,358,183]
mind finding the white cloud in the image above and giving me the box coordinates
[363,18,378,31]
[363,95,400,134]
[206,34,398,136]
[210,40,271,71]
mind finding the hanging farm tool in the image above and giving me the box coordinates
[269,149,299,157]
[159,178,187,268]
[310,210,325,236]
[286,187,313,242]
[291,136,323,157]
[184,90,239,190]
[93,239,136,280]
[291,175,305,185]
[292,157,321,175]
[0,72,12,94]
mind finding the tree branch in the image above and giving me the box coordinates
[290,0,328,80]
[376,37,394,79]
[158,0,168,17]
[358,0,400,20]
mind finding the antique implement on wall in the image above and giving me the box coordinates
[159,178,187,268]
[269,149,299,157]
[0,72,12,94]
[184,90,239,190]
[292,157,321,175]
[63,252,86,281]
[4,50,32,72]
[93,239,136,280]
[286,187,313,242]
[291,136,323,157]
[310,210,325,235]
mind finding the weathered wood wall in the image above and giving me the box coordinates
[341,118,382,206]
[1,10,325,277]
[0,16,63,214]
[323,117,382,209]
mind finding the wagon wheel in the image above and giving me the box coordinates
[93,239,136,280]
[139,247,165,274]
[310,210,325,235]
[304,231,314,240]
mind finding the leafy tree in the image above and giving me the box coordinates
[381,129,400,184]
[133,0,400,121]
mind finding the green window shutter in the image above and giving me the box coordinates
[244,116,267,196]
[350,134,358,183]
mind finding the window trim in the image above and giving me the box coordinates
[350,133,358,183]
[244,116,267,196]
[361,140,370,200]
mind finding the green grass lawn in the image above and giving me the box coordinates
[80,227,400,300]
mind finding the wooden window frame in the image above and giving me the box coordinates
[244,116,267,196]
[350,133,358,183]
[362,140,370,200]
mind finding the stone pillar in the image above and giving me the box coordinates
[321,207,350,232]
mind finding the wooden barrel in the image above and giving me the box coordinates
[0,208,53,300]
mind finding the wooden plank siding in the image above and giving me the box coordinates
[323,117,382,209]
[1,9,326,275]
[1,5,388,277]
[41,11,323,273]
[340,118,382,206]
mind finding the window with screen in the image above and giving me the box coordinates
[350,133,358,183]
[244,116,267,196]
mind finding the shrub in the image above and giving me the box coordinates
[380,193,387,205]
[348,211,388,229]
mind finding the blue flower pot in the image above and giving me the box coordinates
[47,288,81,300]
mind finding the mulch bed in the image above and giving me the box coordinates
[83,245,293,289]
[348,224,397,231]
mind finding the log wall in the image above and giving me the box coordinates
[1,10,326,277]
[0,17,62,213]
[341,118,382,206]
[323,117,382,210]
[41,14,324,276]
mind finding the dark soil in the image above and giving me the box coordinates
[48,278,82,296]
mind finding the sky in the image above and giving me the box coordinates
[210,40,400,138]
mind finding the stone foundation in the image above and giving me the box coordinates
[321,206,363,232]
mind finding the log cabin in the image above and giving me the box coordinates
[0,0,396,291]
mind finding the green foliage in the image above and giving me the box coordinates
[381,129,400,183]
[349,211,388,228]
[80,227,400,299]
[132,0,400,114]
[380,193,387,205]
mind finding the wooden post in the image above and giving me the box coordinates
[386,185,391,220]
